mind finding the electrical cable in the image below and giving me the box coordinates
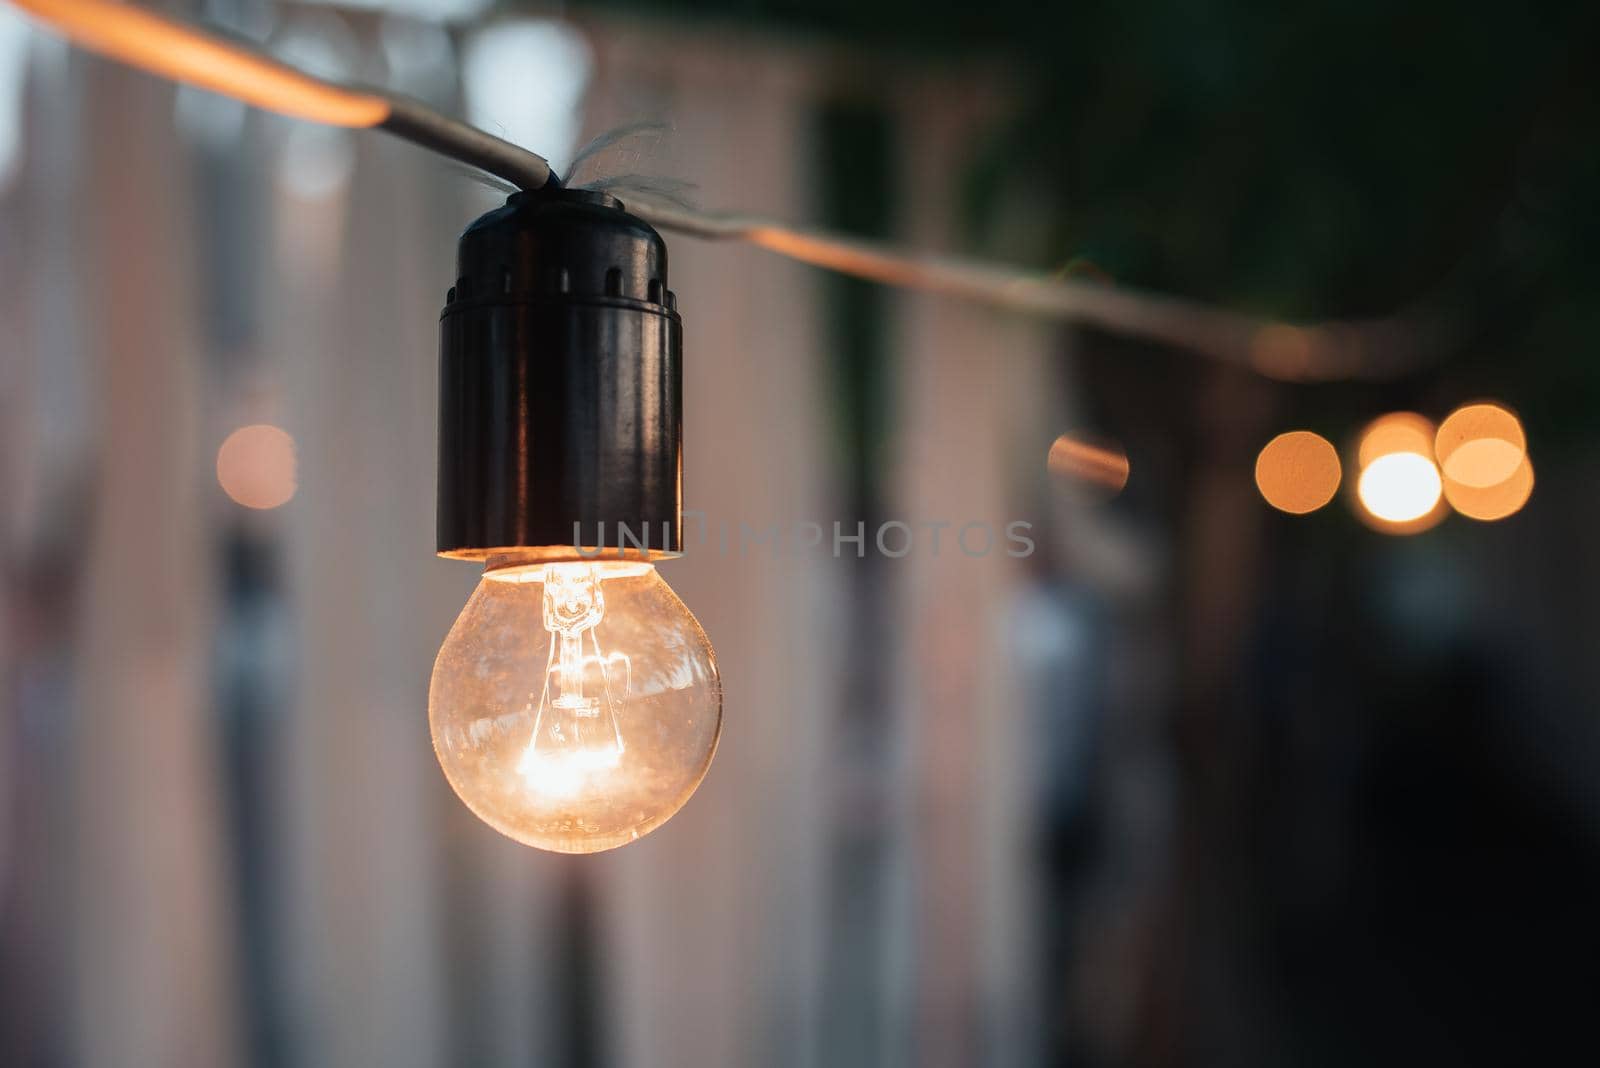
[629,199,1450,380]
[8,0,1447,380]
[9,0,560,189]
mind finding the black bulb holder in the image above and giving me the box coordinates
[436,189,683,564]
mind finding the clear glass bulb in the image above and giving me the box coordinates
[430,560,721,853]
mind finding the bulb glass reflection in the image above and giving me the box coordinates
[431,560,720,853]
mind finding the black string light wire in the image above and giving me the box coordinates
[10,0,1453,381]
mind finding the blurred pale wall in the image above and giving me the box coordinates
[0,5,1071,1067]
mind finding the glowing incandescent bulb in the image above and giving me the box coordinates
[431,188,703,851]
[431,560,720,853]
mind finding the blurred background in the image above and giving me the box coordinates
[3,1,1600,1065]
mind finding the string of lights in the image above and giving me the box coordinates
[8,0,1536,856]
[12,0,1448,383]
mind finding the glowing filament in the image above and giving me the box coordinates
[517,565,629,796]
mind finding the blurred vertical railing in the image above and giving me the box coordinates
[267,15,448,1063]
[70,40,242,1068]
[1,17,94,1068]
[888,81,1055,1068]
[579,21,836,1068]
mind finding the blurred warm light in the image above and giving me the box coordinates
[1249,324,1314,380]
[217,424,297,510]
[1357,452,1441,524]
[1254,431,1340,514]
[11,0,391,126]
[1352,413,1448,535]
[1444,456,1534,521]
[1047,433,1130,495]
[1435,402,1526,488]
[1356,411,1435,470]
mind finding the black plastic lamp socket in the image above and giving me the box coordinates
[436,189,683,562]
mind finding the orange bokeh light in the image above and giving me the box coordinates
[1047,433,1131,495]
[12,0,391,127]
[1357,452,1442,524]
[1254,431,1341,514]
[217,424,297,510]
[1351,412,1447,535]
[1356,412,1435,470]
[1444,456,1534,522]
[1435,403,1526,489]
[1249,325,1315,381]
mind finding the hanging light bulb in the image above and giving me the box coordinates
[429,189,720,853]
[432,559,719,852]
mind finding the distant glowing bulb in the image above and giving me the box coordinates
[1435,403,1526,489]
[1357,452,1442,523]
[1357,412,1435,470]
[430,560,720,853]
[217,424,297,509]
[1444,456,1535,521]
[1254,430,1341,514]
[1047,432,1130,495]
